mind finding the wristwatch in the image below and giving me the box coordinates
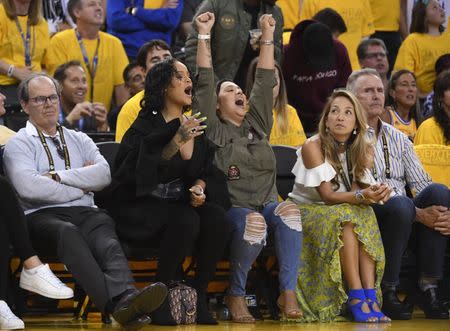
[51,172,61,183]
[355,189,366,202]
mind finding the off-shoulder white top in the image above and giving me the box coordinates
[288,147,375,204]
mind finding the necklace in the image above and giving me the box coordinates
[334,145,353,192]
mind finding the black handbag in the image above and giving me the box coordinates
[151,282,197,325]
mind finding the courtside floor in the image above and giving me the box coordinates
[22,311,450,331]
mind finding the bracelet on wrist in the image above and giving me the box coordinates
[260,39,274,46]
[355,189,366,203]
[6,64,15,77]
[198,34,211,40]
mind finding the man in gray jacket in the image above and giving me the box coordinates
[3,74,167,330]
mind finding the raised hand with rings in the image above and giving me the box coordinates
[174,112,207,146]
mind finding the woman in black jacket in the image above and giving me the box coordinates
[110,58,231,325]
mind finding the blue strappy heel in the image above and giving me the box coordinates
[347,289,378,323]
[364,289,391,322]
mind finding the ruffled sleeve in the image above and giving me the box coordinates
[360,168,377,186]
[291,149,336,187]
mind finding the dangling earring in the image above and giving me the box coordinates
[438,101,443,110]
[326,127,329,133]
[353,128,357,135]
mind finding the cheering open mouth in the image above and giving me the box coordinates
[184,86,192,96]
[235,98,245,107]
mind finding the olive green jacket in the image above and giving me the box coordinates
[193,67,278,210]
[185,0,283,82]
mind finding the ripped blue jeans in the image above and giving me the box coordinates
[226,201,303,296]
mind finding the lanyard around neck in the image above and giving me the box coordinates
[335,146,353,192]
[373,131,391,180]
[75,29,100,102]
[14,17,32,66]
[37,125,71,172]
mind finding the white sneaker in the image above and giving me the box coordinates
[19,264,73,299]
[0,301,24,330]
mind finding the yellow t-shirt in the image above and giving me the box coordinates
[45,29,129,111]
[369,0,400,31]
[386,107,417,141]
[0,5,49,85]
[283,31,292,45]
[414,143,450,188]
[414,117,449,146]
[277,0,300,30]
[394,32,450,94]
[115,90,144,142]
[0,125,15,145]
[300,0,375,70]
[270,104,306,147]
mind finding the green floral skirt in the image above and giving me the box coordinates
[295,203,385,322]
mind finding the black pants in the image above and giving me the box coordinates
[26,206,135,312]
[411,184,450,279]
[372,184,450,286]
[115,202,231,293]
[371,30,402,75]
[0,176,36,300]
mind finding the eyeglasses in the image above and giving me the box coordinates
[50,136,65,160]
[29,94,59,106]
[364,52,387,60]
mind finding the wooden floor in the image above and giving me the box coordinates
[21,311,450,331]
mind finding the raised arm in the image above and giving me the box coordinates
[184,0,215,77]
[246,15,275,135]
[192,12,220,131]
[196,12,215,69]
[257,15,275,70]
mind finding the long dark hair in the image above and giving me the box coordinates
[245,59,289,134]
[140,58,190,117]
[432,70,450,144]
[386,69,423,125]
[410,1,445,34]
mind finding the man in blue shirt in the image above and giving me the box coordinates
[107,0,184,59]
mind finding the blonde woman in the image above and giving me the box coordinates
[246,59,307,147]
[289,90,391,322]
